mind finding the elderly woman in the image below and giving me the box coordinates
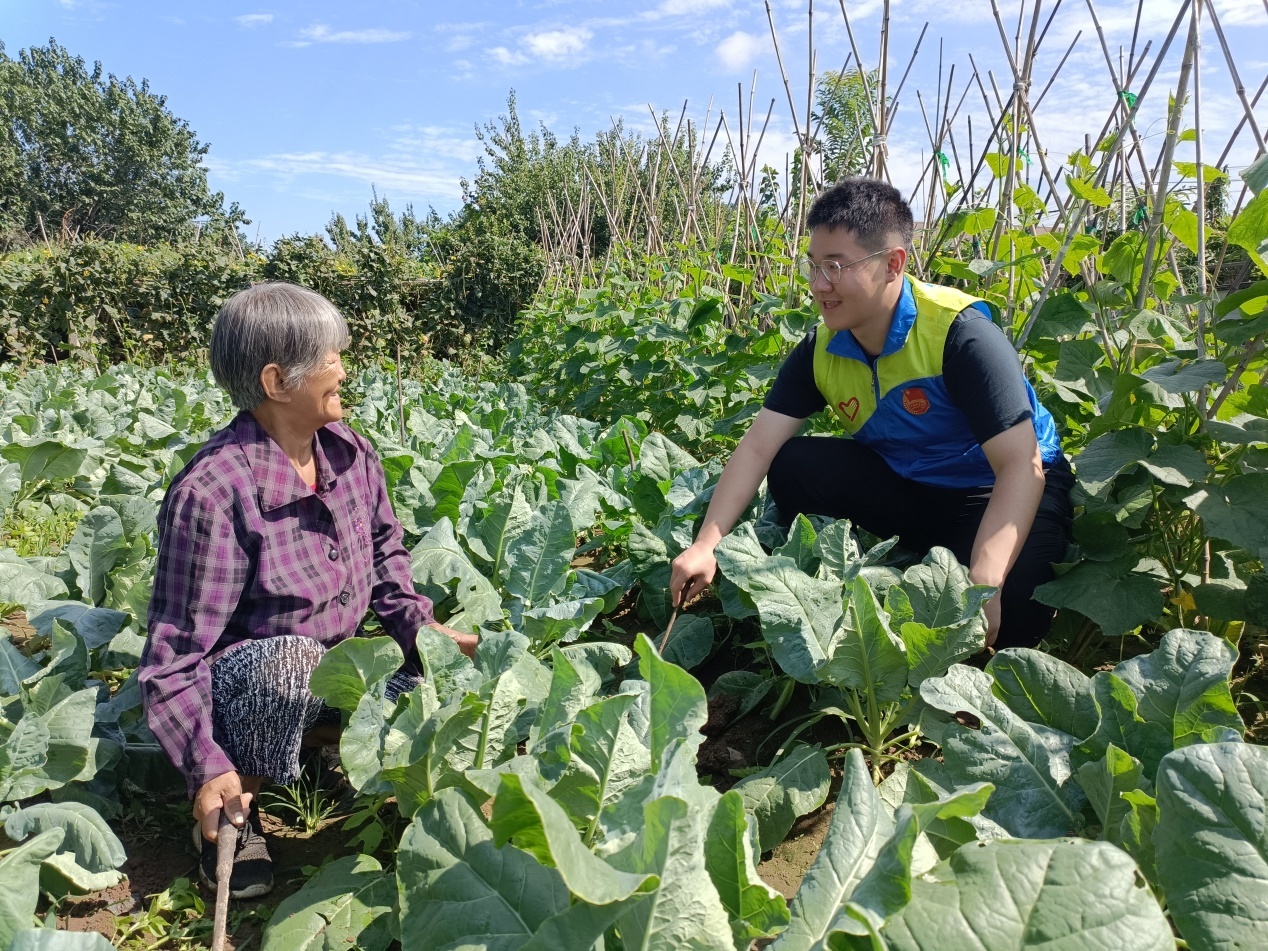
[138,282,476,899]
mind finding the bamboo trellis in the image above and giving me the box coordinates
[536,0,1266,342]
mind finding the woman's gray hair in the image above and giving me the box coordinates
[210,282,350,410]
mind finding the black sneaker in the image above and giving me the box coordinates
[195,803,273,899]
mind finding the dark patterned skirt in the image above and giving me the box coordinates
[208,635,418,785]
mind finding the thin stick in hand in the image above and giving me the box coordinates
[659,606,680,653]
[211,811,236,951]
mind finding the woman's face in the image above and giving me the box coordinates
[288,350,346,429]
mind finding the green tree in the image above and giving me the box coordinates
[813,68,876,184]
[0,39,241,247]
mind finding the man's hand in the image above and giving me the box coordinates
[983,593,1001,648]
[194,771,252,842]
[670,542,718,607]
[430,623,478,658]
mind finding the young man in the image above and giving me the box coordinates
[669,177,1073,648]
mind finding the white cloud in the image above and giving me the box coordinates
[715,30,764,71]
[293,23,412,45]
[1209,0,1267,26]
[525,27,593,62]
[486,26,593,68]
[488,46,529,66]
[657,0,731,15]
[234,13,274,28]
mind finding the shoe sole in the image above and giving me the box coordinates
[193,825,274,900]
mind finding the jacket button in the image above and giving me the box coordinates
[339,591,350,605]
[328,547,340,561]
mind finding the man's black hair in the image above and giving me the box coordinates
[806,177,914,252]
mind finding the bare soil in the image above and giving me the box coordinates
[52,803,365,949]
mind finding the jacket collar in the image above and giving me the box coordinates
[230,412,359,512]
[824,276,917,362]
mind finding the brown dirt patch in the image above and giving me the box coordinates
[52,800,367,949]
[757,800,836,900]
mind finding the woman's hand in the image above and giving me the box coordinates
[194,770,253,841]
[429,623,478,658]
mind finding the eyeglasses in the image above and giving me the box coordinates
[797,248,892,284]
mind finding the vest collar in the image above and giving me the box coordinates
[824,277,917,362]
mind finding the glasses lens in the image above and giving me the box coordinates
[797,258,814,281]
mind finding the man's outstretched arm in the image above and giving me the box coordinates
[670,408,804,605]
[971,420,1046,644]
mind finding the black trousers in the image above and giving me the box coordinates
[766,437,1074,649]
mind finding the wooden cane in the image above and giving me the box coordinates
[210,810,236,951]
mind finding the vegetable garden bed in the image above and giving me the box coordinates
[0,353,1264,950]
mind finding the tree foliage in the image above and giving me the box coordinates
[813,68,876,185]
[0,39,240,247]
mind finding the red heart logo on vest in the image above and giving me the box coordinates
[838,397,860,421]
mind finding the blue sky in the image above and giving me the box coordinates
[5,0,1266,243]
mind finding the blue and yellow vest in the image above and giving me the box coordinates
[813,278,1061,489]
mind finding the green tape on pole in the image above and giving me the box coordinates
[1119,90,1138,108]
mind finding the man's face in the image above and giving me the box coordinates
[805,227,901,334]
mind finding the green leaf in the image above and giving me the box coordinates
[491,773,656,905]
[1185,474,1268,554]
[27,602,128,650]
[846,783,994,932]
[1242,152,1268,194]
[410,519,503,631]
[415,625,482,705]
[1075,744,1146,843]
[1079,672,1174,781]
[920,665,1085,837]
[1228,187,1268,275]
[776,515,821,574]
[0,828,64,949]
[504,500,577,607]
[659,614,714,670]
[772,750,893,951]
[1032,555,1163,637]
[0,630,40,693]
[716,532,844,683]
[1138,358,1227,394]
[1113,628,1242,748]
[1155,742,1268,950]
[1119,788,1160,883]
[470,484,532,582]
[882,838,1173,950]
[1,439,89,487]
[634,633,708,770]
[637,432,700,484]
[606,795,735,951]
[309,637,404,712]
[821,578,908,705]
[705,790,790,944]
[896,549,985,630]
[548,693,649,828]
[398,789,631,951]
[0,552,70,609]
[261,853,395,951]
[4,802,126,892]
[1074,428,1154,497]
[986,649,1098,739]
[8,931,116,951]
[65,507,125,606]
[1066,175,1113,208]
[732,745,831,853]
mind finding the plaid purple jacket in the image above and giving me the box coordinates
[138,411,433,795]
